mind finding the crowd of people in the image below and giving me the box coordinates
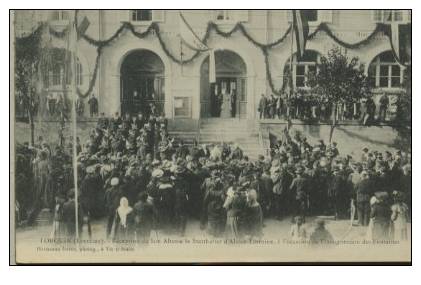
[15,107,411,243]
[258,92,392,125]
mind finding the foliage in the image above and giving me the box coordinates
[15,26,43,122]
[306,47,372,105]
[392,67,411,151]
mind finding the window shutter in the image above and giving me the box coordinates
[286,10,293,23]
[153,10,165,22]
[372,10,383,23]
[236,10,249,22]
[319,10,333,23]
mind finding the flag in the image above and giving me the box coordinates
[384,10,411,65]
[179,12,216,83]
[209,49,216,83]
[389,23,411,65]
[77,16,90,39]
[179,12,209,51]
[292,10,309,60]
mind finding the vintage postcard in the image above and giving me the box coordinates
[10,9,411,264]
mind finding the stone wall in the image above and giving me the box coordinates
[261,122,400,159]
[14,120,402,161]
[14,120,98,146]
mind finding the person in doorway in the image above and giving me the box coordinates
[230,89,236,118]
[220,89,231,118]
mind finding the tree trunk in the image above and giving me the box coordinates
[28,109,34,146]
[329,103,337,143]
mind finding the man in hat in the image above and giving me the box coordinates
[87,93,98,117]
[62,188,82,238]
[97,112,109,130]
[110,112,122,132]
[328,166,349,219]
[355,171,372,226]
[104,177,123,238]
[371,192,391,241]
[157,174,175,233]
[271,162,292,220]
[173,164,189,236]
[289,166,309,221]
[80,165,103,219]
[230,143,244,160]
[133,192,154,242]
[258,94,267,119]
[259,165,273,217]
[202,176,226,237]
[378,92,389,122]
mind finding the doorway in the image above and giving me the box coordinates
[200,50,247,118]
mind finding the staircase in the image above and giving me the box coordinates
[198,119,265,160]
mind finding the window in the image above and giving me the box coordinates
[303,10,318,22]
[373,10,405,23]
[131,10,152,22]
[51,65,62,86]
[174,97,191,118]
[51,10,69,21]
[285,51,320,88]
[368,51,403,88]
[215,10,232,21]
[43,56,83,87]
[287,10,322,24]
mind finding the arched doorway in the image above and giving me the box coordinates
[120,50,165,116]
[200,50,247,118]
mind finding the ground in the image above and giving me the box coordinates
[14,216,411,263]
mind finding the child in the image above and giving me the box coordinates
[391,191,409,241]
[290,216,307,241]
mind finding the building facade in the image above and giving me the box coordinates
[14,10,411,121]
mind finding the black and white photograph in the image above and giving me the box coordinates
[10,9,412,264]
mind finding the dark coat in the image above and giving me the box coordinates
[134,200,154,233]
[104,186,123,213]
[112,209,135,240]
[356,178,372,203]
[290,176,308,201]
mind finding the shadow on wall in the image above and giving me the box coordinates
[14,121,97,147]
[268,124,398,159]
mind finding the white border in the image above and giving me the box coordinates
[2,0,418,284]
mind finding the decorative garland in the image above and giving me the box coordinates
[49,25,70,39]
[18,12,410,99]
[76,47,101,98]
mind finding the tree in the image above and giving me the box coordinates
[392,66,411,151]
[15,25,43,146]
[307,47,372,142]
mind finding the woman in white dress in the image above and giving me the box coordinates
[220,91,232,118]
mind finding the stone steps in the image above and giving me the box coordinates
[198,119,264,160]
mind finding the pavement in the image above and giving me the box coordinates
[15,215,409,242]
[13,216,411,263]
